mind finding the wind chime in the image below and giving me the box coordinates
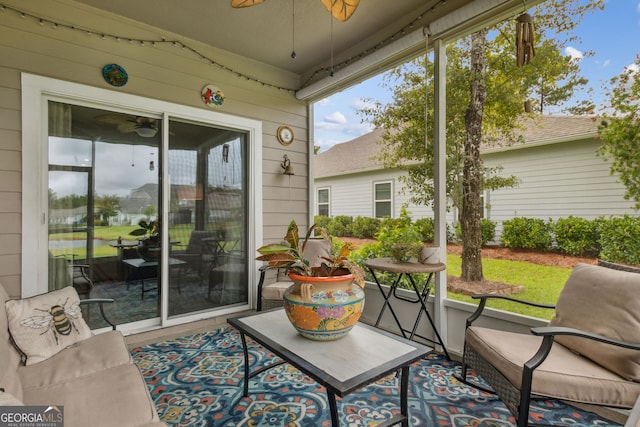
[515,12,535,67]
[516,11,535,112]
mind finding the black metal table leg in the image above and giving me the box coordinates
[239,332,250,397]
[369,267,408,339]
[406,274,450,359]
[400,365,409,427]
[327,389,339,427]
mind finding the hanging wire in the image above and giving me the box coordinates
[290,0,296,59]
[330,9,334,77]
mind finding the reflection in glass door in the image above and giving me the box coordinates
[46,100,249,327]
[167,119,248,317]
[48,101,161,329]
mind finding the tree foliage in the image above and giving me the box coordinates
[359,0,604,281]
[597,56,640,209]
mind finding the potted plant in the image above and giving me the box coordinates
[377,208,423,263]
[256,220,365,340]
[256,220,365,284]
[129,219,160,261]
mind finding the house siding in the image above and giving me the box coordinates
[483,137,638,239]
[0,0,309,297]
[314,127,638,242]
[315,169,434,219]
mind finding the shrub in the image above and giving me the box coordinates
[598,215,640,265]
[481,219,497,245]
[326,215,353,237]
[313,215,331,230]
[351,216,381,239]
[553,216,600,256]
[414,218,435,242]
[500,217,553,251]
[453,219,496,245]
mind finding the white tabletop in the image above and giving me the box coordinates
[232,309,430,388]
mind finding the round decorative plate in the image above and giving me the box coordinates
[201,85,225,107]
[102,64,128,87]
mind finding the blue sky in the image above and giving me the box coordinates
[313,0,640,153]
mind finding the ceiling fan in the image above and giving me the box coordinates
[231,0,360,22]
[94,114,159,138]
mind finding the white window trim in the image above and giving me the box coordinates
[373,180,394,218]
[21,74,262,326]
[317,187,331,217]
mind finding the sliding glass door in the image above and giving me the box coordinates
[167,120,248,317]
[45,99,249,328]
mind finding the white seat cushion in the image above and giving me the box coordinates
[261,281,293,300]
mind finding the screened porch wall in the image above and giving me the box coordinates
[0,0,310,297]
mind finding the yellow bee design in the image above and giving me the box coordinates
[21,298,82,344]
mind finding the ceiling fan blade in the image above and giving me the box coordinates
[231,0,266,8]
[320,0,360,22]
[94,113,133,125]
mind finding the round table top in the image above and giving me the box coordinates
[365,257,446,274]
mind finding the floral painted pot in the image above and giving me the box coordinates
[283,272,365,341]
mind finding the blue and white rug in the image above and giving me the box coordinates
[130,327,620,427]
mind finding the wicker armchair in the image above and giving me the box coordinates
[459,262,640,427]
[256,238,330,311]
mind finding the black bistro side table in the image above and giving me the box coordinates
[365,257,449,359]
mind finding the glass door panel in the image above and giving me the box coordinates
[167,119,248,317]
[48,101,161,328]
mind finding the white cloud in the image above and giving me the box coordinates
[350,97,377,111]
[565,46,584,61]
[602,59,611,68]
[323,111,347,124]
[316,97,334,107]
[313,122,374,152]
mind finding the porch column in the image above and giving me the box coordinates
[432,37,448,351]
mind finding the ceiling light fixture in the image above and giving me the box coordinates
[135,124,158,138]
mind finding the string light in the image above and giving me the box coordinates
[0,2,297,93]
[0,1,449,92]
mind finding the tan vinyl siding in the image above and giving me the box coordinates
[0,0,310,295]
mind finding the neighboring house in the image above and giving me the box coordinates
[314,116,639,239]
[314,128,443,220]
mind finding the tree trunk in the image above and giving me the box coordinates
[461,30,488,282]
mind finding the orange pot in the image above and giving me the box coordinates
[283,272,365,341]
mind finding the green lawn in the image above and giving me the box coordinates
[445,253,571,320]
[48,224,197,259]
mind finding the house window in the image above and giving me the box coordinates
[317,188,330,217]
[374,181,392,218]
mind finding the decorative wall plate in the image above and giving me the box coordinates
[102,64,128,87]
[201,85,225,107]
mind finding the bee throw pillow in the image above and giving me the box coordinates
[6,286,91,365]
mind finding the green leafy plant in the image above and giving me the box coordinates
[553,216,600,256]
[129,219,159,239]
[376,207,423,262]
[256,220,365,285]
[500,217,552,251]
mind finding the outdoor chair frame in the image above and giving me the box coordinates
[459,262,640,427]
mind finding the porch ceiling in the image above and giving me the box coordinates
[72,0,533,99]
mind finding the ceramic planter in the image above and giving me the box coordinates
[283,272,365,341]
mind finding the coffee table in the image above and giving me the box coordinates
[228,309,432,427]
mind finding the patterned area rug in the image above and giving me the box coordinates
[130,327,620,427]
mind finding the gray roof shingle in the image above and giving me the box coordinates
[315,116,599,178]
